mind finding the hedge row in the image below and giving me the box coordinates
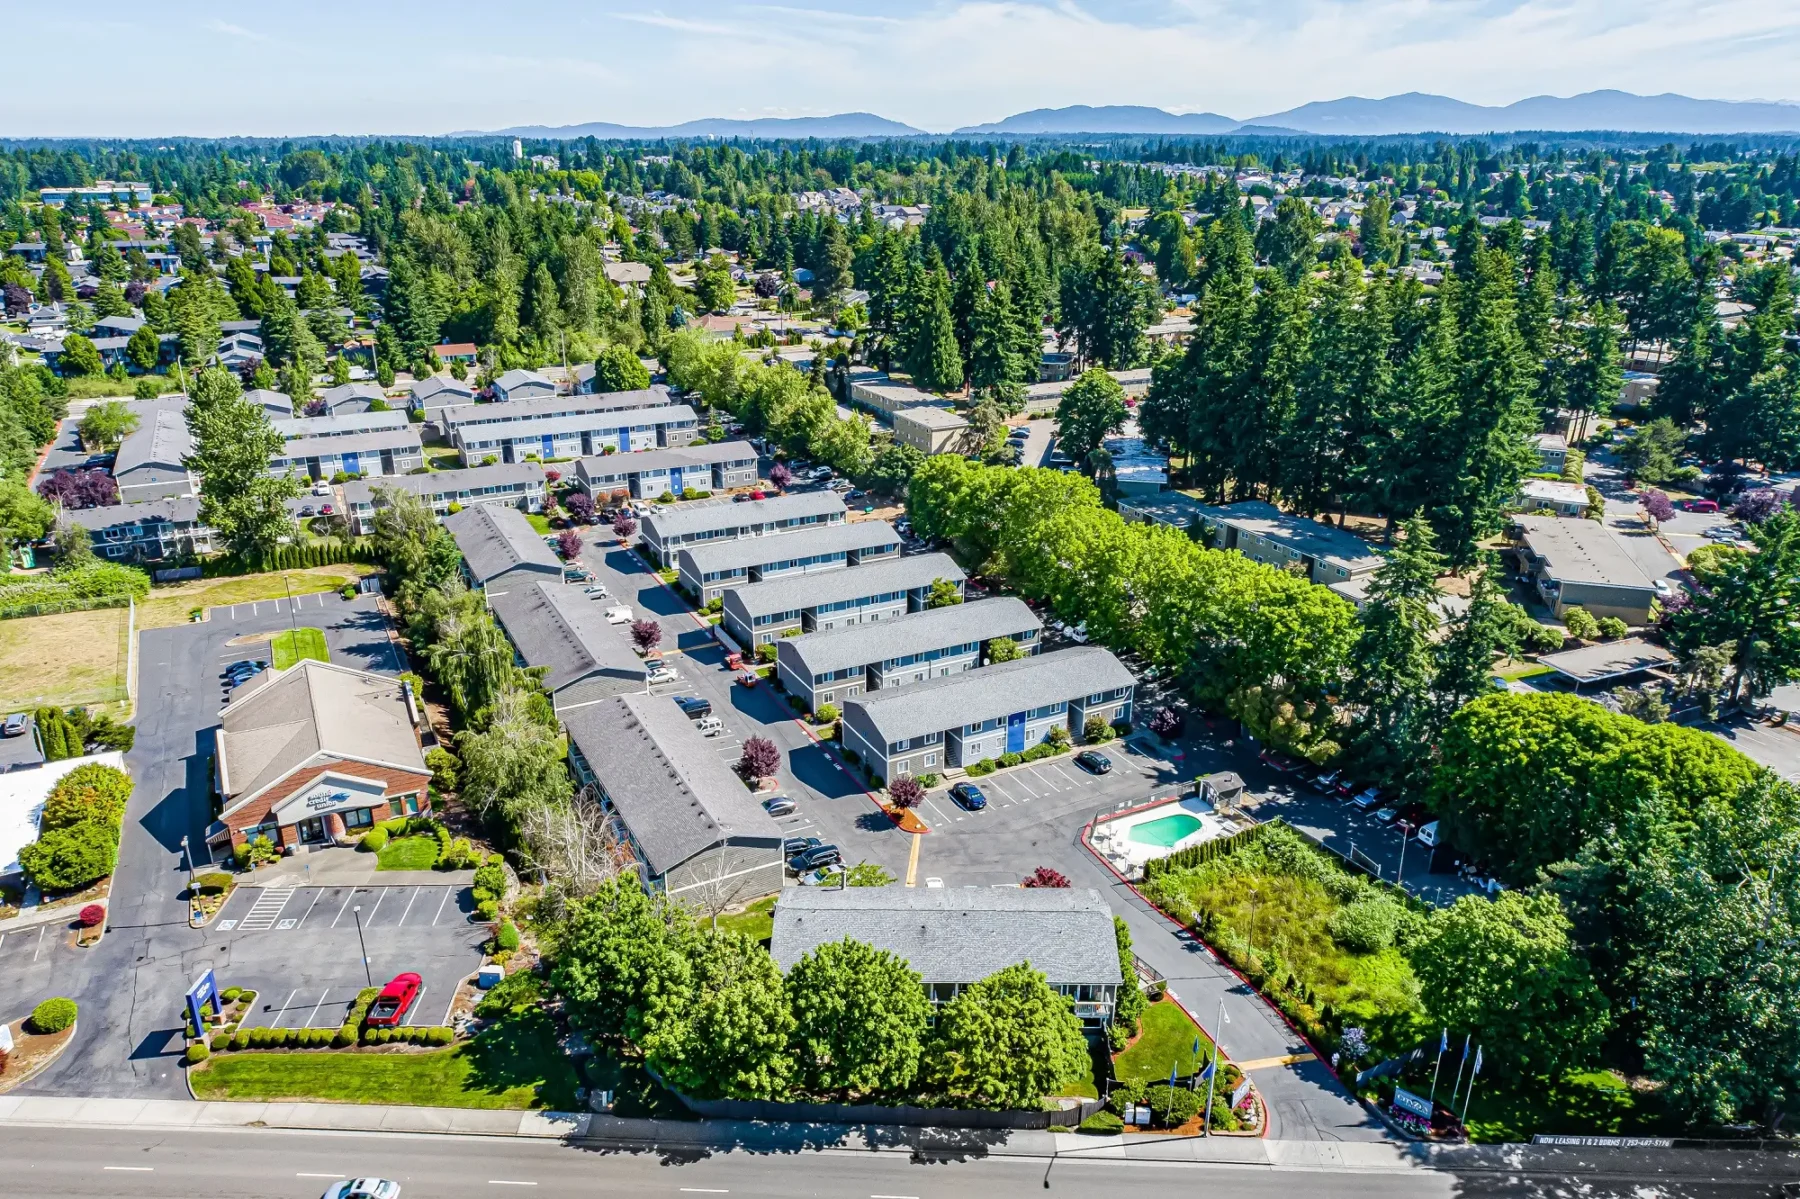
[215,1024,455,1051]
[1141,821,1273,880]
[203,538,374,578]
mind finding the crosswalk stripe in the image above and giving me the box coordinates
[236,888,294,931]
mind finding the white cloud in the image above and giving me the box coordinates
[204,18,269,42]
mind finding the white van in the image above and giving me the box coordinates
[695,714,724,737]
[1416,820,1440,849]
[605,605,633,625]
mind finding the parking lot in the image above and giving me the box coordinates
[209,883,486,1031]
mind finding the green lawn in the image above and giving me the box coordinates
[715,894,776,942]
[192,1009,579,1109]
[377,836,441,871]
[270,626,330,670]
[1497,663,1557,680]
[1113,997,1215,1085]
[422,444,463,472]
[1454,1069,1662,1143]
[139,565,375,629]
[525,513,554,534]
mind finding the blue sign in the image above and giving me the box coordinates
[185,968,221,1037]
[1393,1087,1433,1119]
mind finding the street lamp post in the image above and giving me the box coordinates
[352,904,372,987]
[1396,826,1410,891]
[180,834,194,891]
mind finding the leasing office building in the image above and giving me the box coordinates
[775,597,1042,712]
[678,520,900,606]
[839,646,1135,783]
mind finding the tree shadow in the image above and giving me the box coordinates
[460,1008,583,1109]
[785,743,866,801]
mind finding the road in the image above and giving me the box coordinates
[0,1122,1787,1199]
[1,594,409,1098]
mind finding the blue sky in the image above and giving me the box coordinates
[11,0,1800,136]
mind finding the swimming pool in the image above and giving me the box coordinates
[1127,812,1205,848]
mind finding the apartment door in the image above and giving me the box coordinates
[1006,711,1026,755]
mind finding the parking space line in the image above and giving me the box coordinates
[432,887,453,926]
[276,988,298,1027]
[1011,772,1040,798]
[366,888,389,923]
[33,925,46,961]
[304,989,332,1028]
[404,984,427,1026]
[1050,763,1082,787]
[398,886,422,926]
[330,888,356,927]
[297,890,325,927]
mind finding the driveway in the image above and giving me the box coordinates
[0,592,408,1098]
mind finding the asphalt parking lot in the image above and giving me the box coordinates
[211,883,485,1031]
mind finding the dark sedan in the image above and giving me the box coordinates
[949,782,987,811]
[1074,749,1113,774]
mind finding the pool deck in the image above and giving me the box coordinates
[1090,793,1234,877]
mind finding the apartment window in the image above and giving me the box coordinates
[343,807,375,830]
[923,753,937,767]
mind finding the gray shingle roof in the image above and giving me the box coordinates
[409,376,476,407]
[114,401,192,477]
[561,692,784,877]
[243,389,294,416]
[445,503,562,585]
[453,405,697,444]
[781,597,1040,678]
[342,462,546,507]
[680,520,897,577]
[279,426,423,459]
[495,368,554,393]
[845,646,1134,745]
[273,410,409,440]
[769,886,1122,987]
[216,660,428,811]
[487,580,648,696]
[642,489,845,541]
[320,382,386,410]
[726,552,963,621]
[443,386,673,431]
[575,439,757,482]
[72,496,202,531]
[1514,515,1655,591]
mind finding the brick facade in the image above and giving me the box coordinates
[220,757,431,849]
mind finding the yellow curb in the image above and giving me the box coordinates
[1235,1053,1312,1070]
[905,829,921,887]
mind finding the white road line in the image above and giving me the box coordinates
[398,885,422,926]
[366,887,389,923]
[103,1166,154,1172]
[277,988,299,1027]
[1051,763,1082,786]
[432,886,453,926]
[489,1182,538,1187]
[330,888,356,927]
[32,925,45,961]
[297,1173,341,1178]
[304,989,332,1028]
[1011,772,1041,798]
[438,985,459,1028]
[871,1194,920,1198]
[297,890,325,926]
[678,1190,728,1194]
[404,984,427,1026]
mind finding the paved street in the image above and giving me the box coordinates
[0,593,414,1098]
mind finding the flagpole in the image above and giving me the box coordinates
[1202,996,1224,1136]
[1449,1034,1470,1106]
[1460,1047,1483,1127]
[1428,1030,1446,1105]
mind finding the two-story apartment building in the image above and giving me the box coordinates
[407,375,476,425]
[638,491,846,569]
[486,580,649,712]
[721,552,965,648]
[678,520,900,606]
[270,427,425,481]
[775,597,1042,712]
[574,441,759,503]
[341,462,547,535]
[1512,514,1658,624]
[112,401,196,503]
[77,497,214,563]
[272,409,410,443]
[316,383,386,416]
[449,404,698,467]
[838,646,1135,783]
[445,503,564,594]
[491,368,557,402]
[563,692,785,902]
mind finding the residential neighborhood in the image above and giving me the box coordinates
[0,62,1798,1199]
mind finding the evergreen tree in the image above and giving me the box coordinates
[1347,514,1445,785]
[184,368,300,558]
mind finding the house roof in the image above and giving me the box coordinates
[243,388,293,416]
[845,646,1134,746]
[725,552,964,621]
[780,597,1040,678]
[114,401,192,478]
[320,383,385,409]
[1520,479,1590,507]
[1514,515,1656,591]
[342,462,546,507]
[575,439,757,481]
[409,375,476,406]
[486,580,648,696]
[273,410,409,440]
[495,368,554,393]
[679,520,897,577]
[432,342,478,357]
[443,387,674,430]
[769,886,1122,987]
[642,489,845,541]
[444,503,562,585]
[216,660,426,809]
[561,692,783,877]
[74,496,202,531]
[279,427,423,460]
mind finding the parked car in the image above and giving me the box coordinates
[223,659,269,678]
[605,606,633,624]
[695,714,724,737]
[846,489,867,501]
[763,796,797,818]
[320,504,334,516]
[782,835,821,856]
[647,667,679,685]
[736,670,760,688]
[2,712,28,738]
[1074,750,1112,774]
[789,845,842,872]
[584,584,610,598]
[1312,769,1342,794]
[364,973,422,1028]
[799,864,844,886]
[949,782,987,811]
[1334,777,1360,798]
[1259,749,1302,773]
[320,1180,401,1199]
[672,695,712,720]
[1682,498,1719,513]
[298,505,316,517]
[1351,787,1383,811]
[312,481,332,497]
[1653,578,1676,598]
[1416,820,1441,848]
[1373,805,1399,824]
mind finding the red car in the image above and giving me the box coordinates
[364,972,422,1028]
[1682,498,1719,513]
[736,670,759,688]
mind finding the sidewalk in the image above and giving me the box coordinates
[247,847,475,889]
[0,896,101,934]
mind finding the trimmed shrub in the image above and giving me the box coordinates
[195,872,233,895]
[185,1043,210,1064]
[250,1027,271,1048]
[221,987,242,1003]
[359,826,390,853]
[429,1026,454,1045]
[473,862,506,895]
[238,989,258,1004]
[815,702,840,723]
[28,997,78,1034]
[333,1026,355,1048]
[476,898,499,922]
[39,763,133,830]
[229,1030,250,1051]
[966,757,997,776]
[998,751,1023,768]
[19,820,118,891]
[472,887,494,905]
[496,920,521,951]
[361,1026,379,1045]
[1144,1083,1202,1128]
[1083,714,1113,743]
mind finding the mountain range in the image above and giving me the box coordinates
[470,91,1800,140]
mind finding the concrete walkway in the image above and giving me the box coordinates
[247,848,475,889]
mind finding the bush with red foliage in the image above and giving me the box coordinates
[1148,707,1184,738]
[563,491,595,524]
[77,903,105,928]
[1021,866,1071,888]
[629,619,662,653]
[37,468,119,510]
[1640,489,1675,523]
[612,512,638,539]
[544,468,561,483]
[556,529,584,559]
[768,461,792,491]
[736,736,781,783]
[888,776,925,809]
